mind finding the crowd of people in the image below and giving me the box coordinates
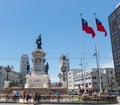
[12,89,61,104]
[13,90,41,104]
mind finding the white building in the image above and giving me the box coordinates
[0,66,20,92]
[68,68,118,92]
[20,54,29,76]
[58,54,70,88]
[68,69,81,90]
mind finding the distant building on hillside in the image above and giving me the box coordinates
[108,3,120,85]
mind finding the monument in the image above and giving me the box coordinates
[25,35,50,88]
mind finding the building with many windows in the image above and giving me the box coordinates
[68,68,118,92]
[0,66,19,92]
[20,54,29,76]
[68,69,81,89]
[108,3,120,85]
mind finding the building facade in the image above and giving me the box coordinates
[68,68,118,92]
[0,66,19,92]
[108,4,120,85]
[20,54,29,76]
[68,69,81,90]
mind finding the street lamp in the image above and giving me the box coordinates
[110,77,113,91]
[58,73,62,82]
[61,66,66,81]
[5,65,11,81]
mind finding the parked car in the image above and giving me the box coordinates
[68,90,78,95]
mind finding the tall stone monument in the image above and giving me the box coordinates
[25,35,50,88]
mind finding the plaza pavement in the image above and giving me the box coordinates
[0,96,120,105]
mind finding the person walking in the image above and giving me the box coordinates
[26,92,29,103]
[34,92,38,105]
[29,91,32,103]
[37,93,41,103]
[22,90,26,103]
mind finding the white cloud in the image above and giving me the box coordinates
[101,60,114,68]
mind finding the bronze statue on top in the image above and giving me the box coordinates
[36,34,42,49]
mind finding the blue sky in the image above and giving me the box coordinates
[0,0,119,82]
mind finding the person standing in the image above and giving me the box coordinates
[56,91,60,102]
[37,93,41,103]
[22,91,26,103]
[29,91,32,103]
[26,92,29,103]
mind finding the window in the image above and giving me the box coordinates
[111,77,114,79]
[93,82,97,85]
[92,76,97,79]
[89,82,91,85]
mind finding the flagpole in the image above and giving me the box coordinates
[80,13,86,93]
[94,13,102,93]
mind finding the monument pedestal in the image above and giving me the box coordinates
[62,81,68,88]
[25,74,50,88]
[4,80,11,88]
[25,46,50,88]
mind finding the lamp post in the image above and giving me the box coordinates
[110,77,113,91]
[58,73,62,82]
[58,73,62,86]
[61,66,66,81]
[5,65,11,81]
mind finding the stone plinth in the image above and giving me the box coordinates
[25,48,50,88]
[4,80,11,88]
[25,74,50,88]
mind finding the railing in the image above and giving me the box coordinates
[0,94,118,104]
[0,94,75,103]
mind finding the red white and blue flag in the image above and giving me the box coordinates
[82,18,95,38]
[95,18,107,36]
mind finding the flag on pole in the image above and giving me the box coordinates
[95,18,107,36]
[82,18,95,38]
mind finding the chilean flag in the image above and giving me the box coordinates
[82,18,95,38]
[95,18,107,36]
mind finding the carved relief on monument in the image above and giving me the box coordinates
[35,58,41,71]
